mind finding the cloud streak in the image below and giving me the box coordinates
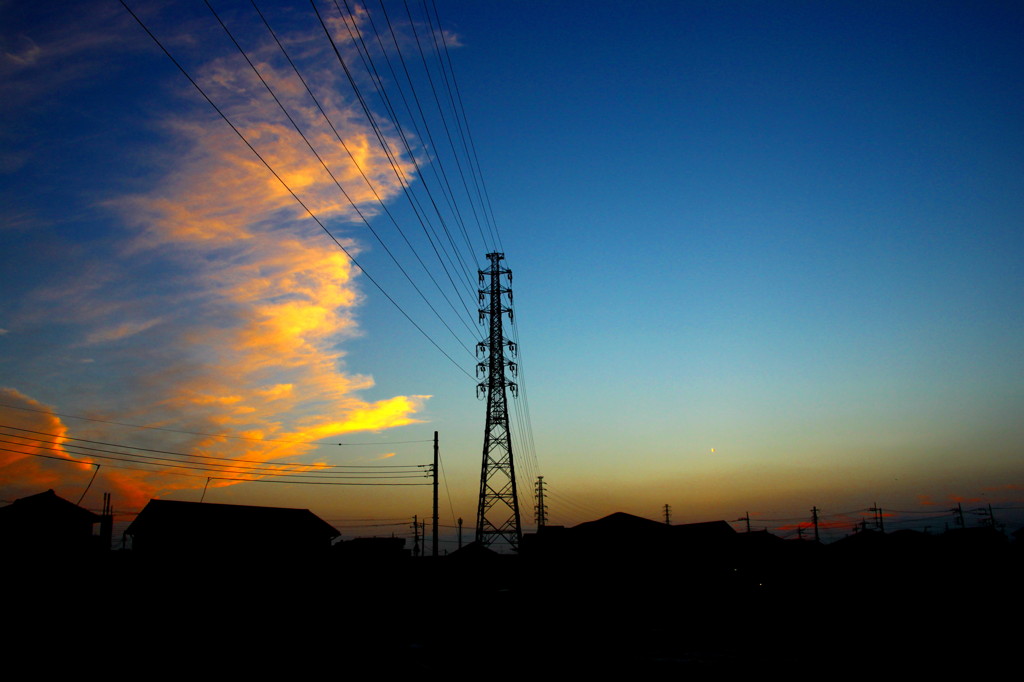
[1,3,434,505]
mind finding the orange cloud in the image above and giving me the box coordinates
[100,15,428,494]
[0,388,154,510]
[2,6,437,508]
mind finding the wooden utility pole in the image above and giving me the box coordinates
[870,502,885,532]
[954,502,965,528]
[412,514,419,557]
[433,431,439,557]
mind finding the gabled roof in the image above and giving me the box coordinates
[0,489,100,525]
[125,499,338,540]
[571,511,668,534]
[672,519,737,540]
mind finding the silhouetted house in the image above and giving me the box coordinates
[671,519,737,545]
[333,536,408,561]
[0,489,101,556]
[448,540,502,561]
[124,499,339,558]
[524,512,739,569]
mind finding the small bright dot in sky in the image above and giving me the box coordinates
[710,448,716,454]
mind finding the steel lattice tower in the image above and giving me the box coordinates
[475,252,522,550]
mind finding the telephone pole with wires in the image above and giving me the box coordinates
[474,252,522,550]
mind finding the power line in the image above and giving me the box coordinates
[427,0,503,252]
[0,425,426,469]
[313,0,478,330]
[0,438,429,480]
[2,446,430,486]
[251,0,480,331]
[120,0,476,382]
[363,0,482,284]
[208,0,479,359]
[338,0,480,307]
[0,402,431,445]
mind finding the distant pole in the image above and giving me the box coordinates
[954,503,965,528]
[869,502,885,532]
[663,504,671,525]
[433,431,439,558]
[100,492,113,551]
[458,517,463,549]
[811,506,820,543]
[412,515,419,557]
[744,511,751,533]
[987,503,998,530]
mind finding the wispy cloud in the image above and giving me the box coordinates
[2,4,433,502]
[85,318,163,344]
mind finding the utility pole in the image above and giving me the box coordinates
[457,517,463,550]
[953,502,965,528]
[811,506,820,543]
[535,476,548,528]
[663,504,671,525]
[432,431,439,558]
[868,502,885,532]
[475,252,522,550]
[986,503,998,530]
[412,514,419,557]
[744,511,751,533]
[100,492,113,551]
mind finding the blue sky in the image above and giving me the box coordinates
[1,1,1022,540]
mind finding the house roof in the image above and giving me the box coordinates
[0,489,100,525]
[671,519,737,540]
[124,499,339,540]
[571,511,669,535]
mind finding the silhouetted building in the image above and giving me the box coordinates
[523,511,739,567]
[124,499,339,558]
[333,536,408,560]
[0,489,101,556]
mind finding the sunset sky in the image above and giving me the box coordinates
[2,1,1022,544]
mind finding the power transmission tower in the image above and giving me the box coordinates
[663,504,672,525]
[535,476,548,528]
[475,252,522,550]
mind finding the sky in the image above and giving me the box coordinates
[1,0,1022,545]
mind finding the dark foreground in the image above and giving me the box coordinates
[8,535,1019,675]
